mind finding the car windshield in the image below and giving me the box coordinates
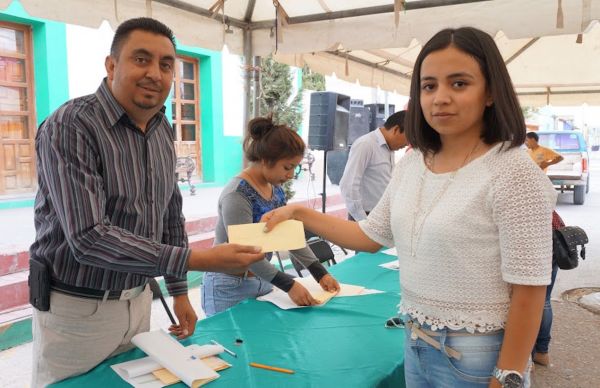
[538,133,581,151]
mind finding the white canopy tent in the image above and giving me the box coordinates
[3,0,600,106]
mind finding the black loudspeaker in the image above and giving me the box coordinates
[348,99,370,146]
[365,104,396,131]
[308,92,350,151]
[326,149,349,185]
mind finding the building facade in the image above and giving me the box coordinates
[0,0,245,196]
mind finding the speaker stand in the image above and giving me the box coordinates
[321,150,328,213]
[319,150,348,256]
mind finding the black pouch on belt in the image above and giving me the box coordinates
[29,258,51,311]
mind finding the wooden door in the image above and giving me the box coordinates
[171,56,202,179]
[0,22,36,194]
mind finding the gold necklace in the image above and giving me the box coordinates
[409,141,482,257]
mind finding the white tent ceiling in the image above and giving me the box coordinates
[3,0,600,106]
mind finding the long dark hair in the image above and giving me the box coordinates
[405,27,525,154]
[243,115,305,165]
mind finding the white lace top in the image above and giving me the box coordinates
[359,143,557,333]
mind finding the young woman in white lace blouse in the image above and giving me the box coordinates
[262,27,556,388]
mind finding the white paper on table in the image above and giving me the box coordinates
[379,260,399,271]
[111,343,224,386]
[361,288,385,295]
[127,330,219,387]
[228,220,306,253]
[257,277,367,310]
[335,283,367,297]
[110,364,165,388]
[382,247,397,256]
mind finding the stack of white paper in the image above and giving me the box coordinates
[111,331,221,387]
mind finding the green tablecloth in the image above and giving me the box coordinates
[51,252,405,388]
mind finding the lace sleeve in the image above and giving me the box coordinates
[492,148,557,285]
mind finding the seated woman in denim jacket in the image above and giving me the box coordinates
[201,116,340,316]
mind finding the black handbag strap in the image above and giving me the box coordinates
[556,226,588,244]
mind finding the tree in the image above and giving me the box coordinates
[256,56,303,131]
[302,65,325,91]
[521,106,539,120]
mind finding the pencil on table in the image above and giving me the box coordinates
[249,362,295,374]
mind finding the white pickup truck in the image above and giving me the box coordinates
[537,131,590,205]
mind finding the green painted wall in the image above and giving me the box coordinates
[176,44,242,184]
[0,0,69,125]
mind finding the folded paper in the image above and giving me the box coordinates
[153,357,230,385]
[257,277,366,310]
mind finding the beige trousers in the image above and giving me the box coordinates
[31,286,152,387]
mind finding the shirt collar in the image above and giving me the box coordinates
[374,128,390,148]
[95,78,167,129]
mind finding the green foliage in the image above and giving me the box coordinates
[256,56,303,131]
[282,180,295,201]
[521,106,539,120]
[302,65,326,91]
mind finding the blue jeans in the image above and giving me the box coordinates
[201,272,273,317]
[404,322,531,388]
[534,263,559,354]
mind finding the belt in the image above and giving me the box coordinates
[51,279,146,301]
[406,321,503,361]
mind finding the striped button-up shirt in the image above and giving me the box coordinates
[30,80,190,296]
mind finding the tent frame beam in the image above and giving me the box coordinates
[505,38,540,65]
[519,90,600,96]
[326,51,412,80]
[260,0,492,28]
[155,0,248,29]
[156,0,492,31]
[244,0,257,22]
[365,48,418,69]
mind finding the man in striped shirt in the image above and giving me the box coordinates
[30,18,263,386]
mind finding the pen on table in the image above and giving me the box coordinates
[249,362,295,374]
[210,340,237,358]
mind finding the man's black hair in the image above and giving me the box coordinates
[383,110,406,132]
[110,17,176,57]
[526,132,539,142]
